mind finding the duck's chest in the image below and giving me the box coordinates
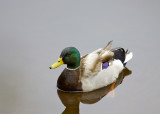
[57,68,82,91]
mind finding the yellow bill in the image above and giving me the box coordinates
[50,58,64,69]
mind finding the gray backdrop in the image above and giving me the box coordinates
[0,0,160,114]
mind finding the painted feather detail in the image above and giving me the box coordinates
[80,41,133,81]
[80,51,102,78]
[80,41,114,78]
[102,62,109,69]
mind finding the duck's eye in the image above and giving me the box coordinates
[58,61,60,62]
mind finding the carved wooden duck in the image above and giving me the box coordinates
[49,41,133,92]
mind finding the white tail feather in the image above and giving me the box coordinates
[124,52,133,63]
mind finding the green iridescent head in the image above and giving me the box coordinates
[50,47,80,69]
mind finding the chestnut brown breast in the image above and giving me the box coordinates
[57,68,82,91]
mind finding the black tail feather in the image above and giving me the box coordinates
[112,48,126,66]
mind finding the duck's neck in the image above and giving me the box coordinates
[67,62,80,70]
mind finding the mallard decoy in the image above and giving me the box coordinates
[49,41,133,92]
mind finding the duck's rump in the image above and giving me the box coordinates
[112,48,126,65]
